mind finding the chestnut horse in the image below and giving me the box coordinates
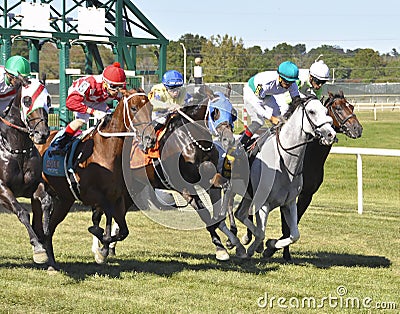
[37,89,154,269]
[0,78,50,263]
[252,91,363,260]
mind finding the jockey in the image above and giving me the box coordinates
[149,70,192,132]
[240,61,302,147]
[52,62,126,151]
[298,59,330,100]
[0,55,31,112]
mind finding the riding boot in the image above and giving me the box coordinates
[52,132,73,152]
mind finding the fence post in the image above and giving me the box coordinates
[357,153,363,214]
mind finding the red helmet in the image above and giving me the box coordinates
[103,62,126,85]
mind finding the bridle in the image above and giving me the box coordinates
[324,95,356,133]
[97,92,152,139]
[276,98,332,155]
[177,106,214,152]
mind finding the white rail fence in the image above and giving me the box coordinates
[330,147,400,214]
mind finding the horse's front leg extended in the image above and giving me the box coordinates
[217,186,246,258]
[0,183,48,264]
[94,209,111,265]
[192,195,229,261]
[266,202,300,251]
[235,198,265,257]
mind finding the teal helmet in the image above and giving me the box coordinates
[5,55,31,77]
[277,61,299,82]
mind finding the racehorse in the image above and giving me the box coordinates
[230,96,337,258]
[262,91,363,260]
[0,78,50,263]
[37,88,154,269]
[123,88,240,260]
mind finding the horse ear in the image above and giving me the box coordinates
[328,91,333,98]
[339,90,344,98]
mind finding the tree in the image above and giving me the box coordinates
[351,49,385,82]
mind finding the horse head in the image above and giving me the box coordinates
[324,91,363,139]
[3,79,50,144]
[118,88,155,150]
[206,91,237,152]
[293,96,337,146]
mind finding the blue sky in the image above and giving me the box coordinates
[134,0,400,54]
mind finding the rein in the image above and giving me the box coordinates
[176,107,214,152]
[97,92,151,138]
[0,116,30,134]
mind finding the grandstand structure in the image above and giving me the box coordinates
[0,0,168,126]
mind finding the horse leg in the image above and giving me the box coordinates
[108,222,120,256]
[0,184,48,264]
[225,193,238,250]
[109,196,130,256]
[44,196,74,271]
[241,214,254,245]
[191,194,229,261]
[265,203,300,258]
[33,183,52,238]
[235,198,265,257]
[211,186,247,259]
[279,191,313,260]
[89,206,104,254]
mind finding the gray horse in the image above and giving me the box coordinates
[229,97,337,258]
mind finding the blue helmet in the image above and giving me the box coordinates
[277,61,299,82]
[162,70,184,88]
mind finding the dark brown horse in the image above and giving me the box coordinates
[123,90,240,260]
[258,91,363,260]
[0,79,50,263]
[37,88,154,269]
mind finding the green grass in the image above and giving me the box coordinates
[0,112,399,313]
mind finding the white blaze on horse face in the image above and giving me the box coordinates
[305,99,336,145]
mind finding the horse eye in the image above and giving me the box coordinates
[308,109,315,115]
[23,96,32,107]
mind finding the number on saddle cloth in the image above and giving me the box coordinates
[43,130,82,177]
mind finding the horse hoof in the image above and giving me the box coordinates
[235,246,248,259]
[241,234,252,245]
[94,248,107,264]
[263,247,277,258]
[47,266,59,274]
[33,251,49,264]
[266,239,278,250]
[216,247,230,261]
[283,252,292,262]
[226,239,235,250]
[255,242,264,254]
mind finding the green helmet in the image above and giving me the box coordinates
[5,56,31,77]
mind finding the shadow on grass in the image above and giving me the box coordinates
[0,249,391,281]
[265,250,392,269]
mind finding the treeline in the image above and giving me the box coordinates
[10,33,400,83]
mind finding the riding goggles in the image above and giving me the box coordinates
[279,76,293,87]
[106,82,125,91]
[166,86,182,93]
[312,77,327,86]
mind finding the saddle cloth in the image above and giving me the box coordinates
[130,129,163,169]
